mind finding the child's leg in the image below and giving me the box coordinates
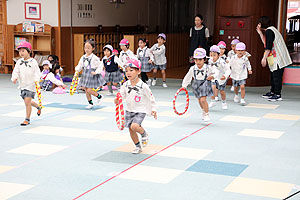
[197,98,204,109]
[161,70,166,82]
[215,88,219,98]
[129,123,145,146]
[200,97,209,113]
[220,90,226,101]
[234,86,239,95]
[107,82,113,93]
[153,68,158,79]
[211,85,216,100]
[31,100,39,109]
[86,88,99,97]
[240,84,246,99]
[141,72,148,82]
[24,97,32,120]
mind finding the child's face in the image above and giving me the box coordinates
[55,69,60,74]
[157,37,165,45]
[211,52,219,62]
[231,44,236,51]
[120,45,127,51]
[18,48,30,59]
[220,48,226,55]
[43,65,49,71]
[104,49,111,57]
[236,50,245,58]
[138,40,146,48]
[84,42,94,55]
[195,17,203,27]
[125,67,140,80]
[48,56,53,62]
[194,58,205,67]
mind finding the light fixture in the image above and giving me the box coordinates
[110,0,125,8]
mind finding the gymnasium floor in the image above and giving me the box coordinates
[0,73,300,200]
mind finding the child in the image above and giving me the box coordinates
[40,60,66,91]
[136,38,152,86]
[75,39,105,109]
[11,41,42,126]
[102,44,124,96]
[218,41,228,62]
[149,33,167,87]
[208,45,231,110]
[112,49,119,57]
[115,59,157,154]
[119,39,137,64]
[229,42,252,106]
[182,48,218,122]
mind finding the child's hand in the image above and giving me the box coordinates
[114,98,119,105]
[261,58,267,67]
[12,79,17,84]
[207,76,213,81]
[248,70,253,75]
[148,60,153,64]
[91,71,97,75]
[152,111,157,120]
[220,75,226,80]
[62,84,67,89]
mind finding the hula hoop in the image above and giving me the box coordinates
[173,87,189,115]
[35,81,43,108]
[115,92,125,130]
[70,71,79,95]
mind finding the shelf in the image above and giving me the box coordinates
[33,49,50,52]
[14,32,50,36]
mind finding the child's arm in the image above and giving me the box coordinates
[182,67,193,88]
[75,56,84,72]
[11,63,20,84]
[222,62,231,80]
[93,57,104,75]
[144,86,157,119]
[115,83,126,104]
[46,73,65,87]
[33,60,41,82]
[246,59,252,74]
[207,65,219,80]
[114,56,125,70]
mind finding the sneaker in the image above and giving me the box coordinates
[162,82,168,88]
[152,79,157,86]
[203,114,210,123]
[96,98,102,106]
[268,94,283,102]
[215,96,219,101]
[85,104,94,109]
[106,92,114,96]
[240,99,246,106]
[234,95,240,103]
[147,79,152,87]
[209,101,216,108]
[20,120,30,126]
[37,107,42,116]
[141,132,149,147]
[262,92,274,99]
[230,85,234,92]
[202,111,205,120]
[222,102,228,110]
[132,147,142,154]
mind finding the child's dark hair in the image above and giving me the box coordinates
[195,14,203,21]
[258,16,271,29]
[103,45,112,55]
[85,38,96,49]
[51,63,60,74]
[138,38,149,47]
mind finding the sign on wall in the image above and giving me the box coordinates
[77,3,94,19]
[25,2,41,20]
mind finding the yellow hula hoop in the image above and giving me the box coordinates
[35,81,43,108]
[70,71,79,95]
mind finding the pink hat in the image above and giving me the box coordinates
[124,59,141,70]
[158,33,166,40]
[231,39,240,45]
[112,49,119,54]
[217,41,226,49]
[17,41,32,52]
[210,45,220,53]
[236,42,246,50]
[193,48,206,59]
[119,39,129,46]
[103,44,113,52]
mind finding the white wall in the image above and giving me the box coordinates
[61,0,149,27]
[7,0,59,26]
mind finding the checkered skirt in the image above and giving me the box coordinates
[140,57,153,72]
[80,67,106,88]
[125,111,146,128]
[104,70,124,83]
[192,79,214,98]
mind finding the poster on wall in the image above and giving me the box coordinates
[25,2,41,20]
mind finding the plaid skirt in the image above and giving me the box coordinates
[140,57,153,72]
[232,79,246,87]
[80,67,105,88]
[125,111,146,128]
[105,70,124,83]
[192,80,213,98]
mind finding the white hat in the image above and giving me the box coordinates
[42,60,52,69]
[103,44,113,52]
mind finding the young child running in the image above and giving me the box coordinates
[182,48,218,123]
[115,59,157,154]
[207,45,231,110]
[102,44,124,95]
[119,39,137,64]
[149,33,167,87]
[136,38,152,86]
[11,41,42,126]
[229,42,252,106]
[75,39,105,109]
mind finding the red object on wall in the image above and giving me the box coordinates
[226,22,230,26]
[238,21,245,28]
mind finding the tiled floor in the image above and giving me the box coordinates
[0,74,300,200]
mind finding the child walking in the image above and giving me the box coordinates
[182,48,218,123]
[149,33,167,87]
[208,45,231,110]
[136,38,152,86]
[11,41,42,126]
[119,39,137,64]
[75,39,105,109]
[40,60,66,91]
[115,59,157,154]
[102,44,124,95]
[229,42,252,106]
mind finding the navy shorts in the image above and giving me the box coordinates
[20,89,35,99]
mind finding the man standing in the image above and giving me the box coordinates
[256,16,292,101]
